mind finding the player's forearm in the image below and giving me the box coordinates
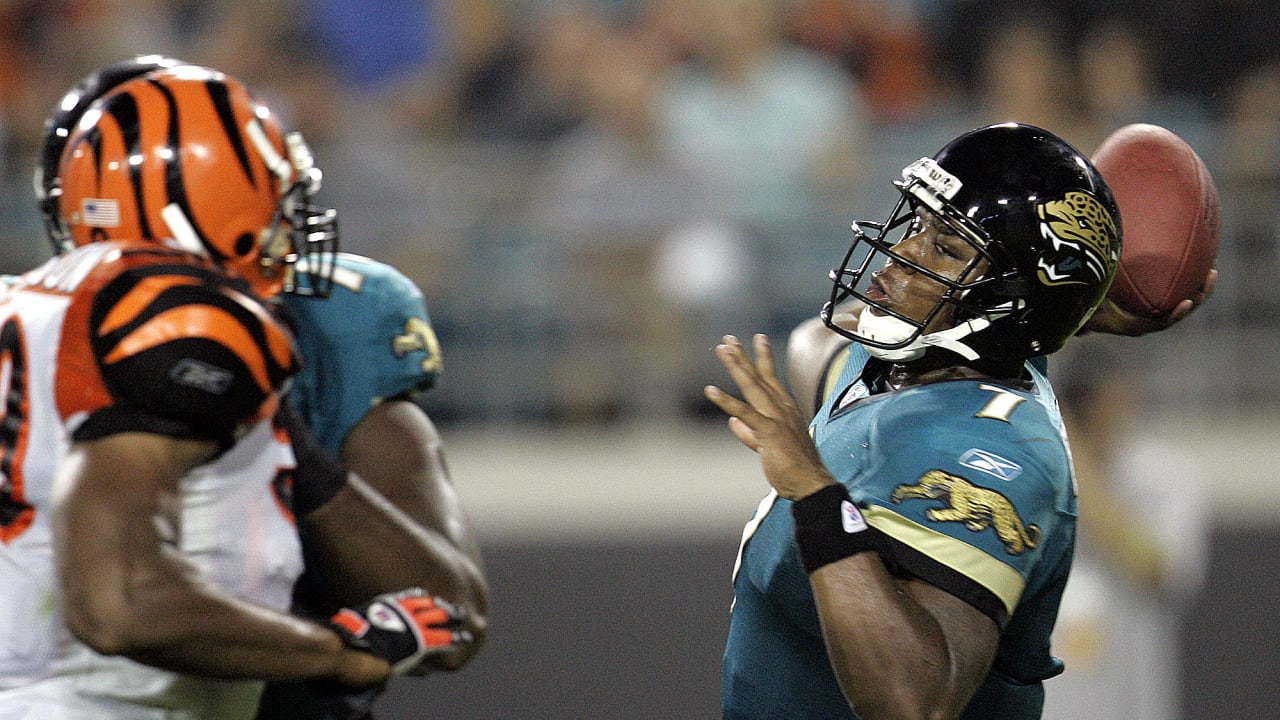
[352,434,490,622]
[60,540,386,684]
[54,438,389,686]
[335,399,491,630]
[109,589,382,682]
[300,476,489,667]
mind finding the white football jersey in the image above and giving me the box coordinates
[0,243,304,719]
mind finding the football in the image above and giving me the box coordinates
[1091,123,1221,317]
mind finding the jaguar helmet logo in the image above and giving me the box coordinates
[1035,190,1119,288]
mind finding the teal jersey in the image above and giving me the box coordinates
[723,344,1077,719]
[282,253,441,455]
[259,254,441,720]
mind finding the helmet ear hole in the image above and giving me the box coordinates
[234,232,255,257]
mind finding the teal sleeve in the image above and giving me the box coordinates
[283,254,441,455]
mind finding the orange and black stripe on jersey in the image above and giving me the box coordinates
[55,245,297,444]
[0,317,34,543]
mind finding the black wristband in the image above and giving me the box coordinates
[277,401,348,517]
[791,484,883,573]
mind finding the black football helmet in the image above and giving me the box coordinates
[824,123,1121,363]
[35,55,187,255]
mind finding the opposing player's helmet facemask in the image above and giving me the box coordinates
[824,123,1122,363]
[55,65,337,299]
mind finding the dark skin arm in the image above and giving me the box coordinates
[299,398,489,671]
[786,305,858,419]
[707,334,997,720]
[53,432,388,686]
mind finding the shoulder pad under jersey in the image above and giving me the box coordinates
[54,242,298,443]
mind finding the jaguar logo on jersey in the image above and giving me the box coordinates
[392,317,443,374]
[890,470,1041,554]
[1035,190,1119,288]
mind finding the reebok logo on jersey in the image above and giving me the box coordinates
[170,358,234,394]
[959,448,1022,481]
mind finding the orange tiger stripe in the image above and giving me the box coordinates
[253,393,280,425]
[103,305,274,394]
[330,608,369,638]
[220,286,296,370]
[55,253,130,421]
[99,275,204,335]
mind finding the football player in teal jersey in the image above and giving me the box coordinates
[261,252,489,720]
[36,57,488,720]
[705,123,1178,719]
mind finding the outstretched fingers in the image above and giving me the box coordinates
[705,334,806,452]
[712,334,789,413]
[705,334,836,499]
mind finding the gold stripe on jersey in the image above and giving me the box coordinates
[864,503,1025,617]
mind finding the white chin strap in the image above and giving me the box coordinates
[858,307,928,361]
[857,306,1000,362]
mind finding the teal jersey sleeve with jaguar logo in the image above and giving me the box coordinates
[282,253,441,455]
[723,343,1077,720]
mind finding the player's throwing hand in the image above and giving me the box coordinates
[705,334,837,501]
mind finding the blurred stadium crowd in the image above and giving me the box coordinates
[1,0,1277,425]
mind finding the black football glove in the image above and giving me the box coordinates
[329,588,471,675]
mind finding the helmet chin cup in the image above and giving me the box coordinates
[856,305,1001,364]
[857,307,927,361]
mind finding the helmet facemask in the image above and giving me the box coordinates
[825,124,1120,365]
[264,133,338,298]
[824,158,1024,362]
